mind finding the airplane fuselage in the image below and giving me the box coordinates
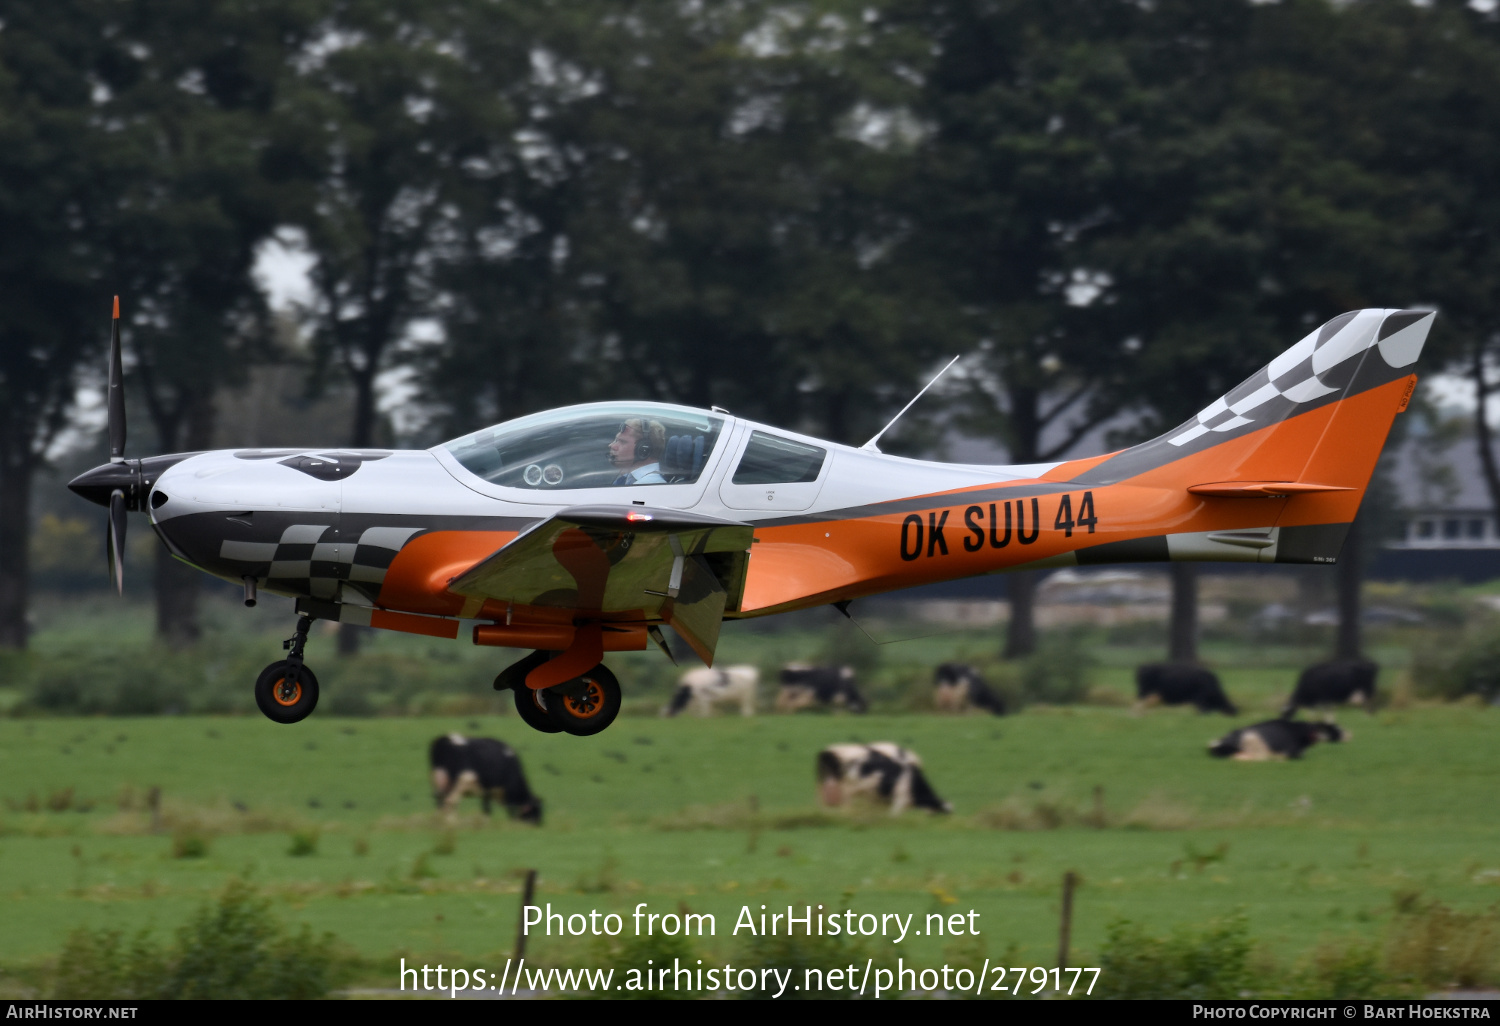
[138,379,1404,651]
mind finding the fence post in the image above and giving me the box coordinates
[515,869,537,959]
[1057,870,1078,969]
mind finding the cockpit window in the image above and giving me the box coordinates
[441,405,726,490]
[731,431,826,485]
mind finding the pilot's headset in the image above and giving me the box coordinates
[621,417,669,465]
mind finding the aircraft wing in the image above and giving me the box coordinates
[447,505,754,664]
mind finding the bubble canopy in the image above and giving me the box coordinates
[437,402,728,491]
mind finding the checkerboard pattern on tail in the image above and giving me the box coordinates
[1168,309,1431,448]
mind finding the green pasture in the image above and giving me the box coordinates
[2,702,1498,985]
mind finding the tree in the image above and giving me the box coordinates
[0,2,114,648]
[424,1,941,448]
[280,0,510,651]
[1085,0,1434,662]
[892,0,1148,656]
[94,0,318,646]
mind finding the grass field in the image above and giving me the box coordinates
[2,587,1498,996]
[3,699,1499,991]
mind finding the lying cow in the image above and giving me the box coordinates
[1283,658,1378,715]
[816,743,951,814]
[429,734,543,824]
[663,665,759,717]
[1208,718,1348,761]
[1135,662,1237,715]
[933,663,1006,715]
[775,665,868,713]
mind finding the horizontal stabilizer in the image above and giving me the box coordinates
[1187,481,1353,498]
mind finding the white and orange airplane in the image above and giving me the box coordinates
[70,303,1433,736]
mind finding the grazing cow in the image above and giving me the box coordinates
[816,743,951,814]
[1208,718,1349,761]
[1135,662,1237,715]
[663,665,759,717]
[775,665,868,713]
[1284,658,1379,715]
[428,734,543,824]
[933,663,1006,715]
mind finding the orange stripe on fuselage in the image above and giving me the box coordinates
[738,376,1412,615]
[738,483,1232,614]
[378,530,520,616]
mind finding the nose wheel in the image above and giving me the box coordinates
[255,661,320,723]
[256,613,319,724]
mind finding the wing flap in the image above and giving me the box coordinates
[448,506,753,661]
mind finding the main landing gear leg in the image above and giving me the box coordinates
[255,613,320,724]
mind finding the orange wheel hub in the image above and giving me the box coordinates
[562,680,603,719]
[273,678,302,706]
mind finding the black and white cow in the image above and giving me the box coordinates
[775,665,868,713]
[1135,662,1238,715]
[429,734,543,824]
[663,665,759,717]
[1208,718,1349,761]
[816,743,952,814]
[1283,658,1378,715]
[933,663,1006,715]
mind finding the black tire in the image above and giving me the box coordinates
[514,683,564,733]
[548,664,622,737]
[255,661,319,724]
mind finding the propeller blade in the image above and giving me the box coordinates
[107,296,126,463]
[107,489,126,595]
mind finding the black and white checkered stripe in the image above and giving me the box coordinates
[1167,308,1431,448]
[1071,308,1433,488]
[220,524,424,600]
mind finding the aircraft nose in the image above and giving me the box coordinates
[68,462,137,508]
[67,452,203,510]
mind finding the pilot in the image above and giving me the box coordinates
[608,418,668,485]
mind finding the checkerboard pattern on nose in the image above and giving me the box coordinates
[1168,309,1432,447]
[220,524,424,600]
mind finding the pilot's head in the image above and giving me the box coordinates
[608,418,666,469]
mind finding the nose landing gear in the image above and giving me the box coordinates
[255,614,320,724]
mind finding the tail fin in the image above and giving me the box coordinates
[1069,308,1434,564]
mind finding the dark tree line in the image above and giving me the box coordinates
[1,0,1492,653]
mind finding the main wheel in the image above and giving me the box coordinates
[255,661,320,724]
[547,665,621,737]
[513,683,564,733]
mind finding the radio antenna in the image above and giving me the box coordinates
[860,355,961,453]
